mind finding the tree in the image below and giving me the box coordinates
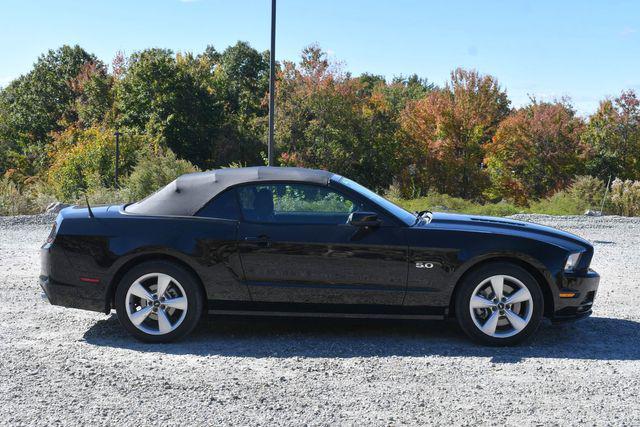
[275,45,401,190]
[399,68,510,198]
[115,48,224,167]
[384,74,435,114]
[7,41,640,210]
[357,73,386,98]
[211,42,270,166]
[484,101,585,204]
[114,43,271,169]
[582,90,640,181]
[214,42,269,120]
[73,61,114,128]
[0,45,101,174]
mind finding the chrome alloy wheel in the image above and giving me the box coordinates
[125,273,188,336]
[469,274,533,338]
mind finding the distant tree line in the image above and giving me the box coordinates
[1,43,639,206]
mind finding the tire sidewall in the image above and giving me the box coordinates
[115,261,204,343]
[455,263,544,346]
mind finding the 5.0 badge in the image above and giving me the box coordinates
[415,262,434,269]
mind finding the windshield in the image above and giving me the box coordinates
[336,176,417,226]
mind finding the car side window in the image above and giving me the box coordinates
[196,189,241,220]
[237,183,363,225]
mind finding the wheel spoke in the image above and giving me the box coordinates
[163,297,187,311]
[481,311,500,336]
[470,295,494,309]
[129,282,154,302]
[157,308,172,334]
[130,306,152,325]
[505,309,528,331]
[156,274,172,299]
[126,272,189,335]
[490,276,504,299]
[506,288,531,305]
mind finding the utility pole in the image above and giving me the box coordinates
[114,130,121,187]
[268,0,276,166]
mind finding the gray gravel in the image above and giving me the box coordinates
[1,214,639,426]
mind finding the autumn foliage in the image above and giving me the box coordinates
[2,43,640,211]
[485,101,585,204]
[399,69,509,199]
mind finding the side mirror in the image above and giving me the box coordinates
[348,211,381,227]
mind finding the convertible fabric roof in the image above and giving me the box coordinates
[125,166,336,216]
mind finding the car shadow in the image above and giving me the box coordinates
[82,314,640,362]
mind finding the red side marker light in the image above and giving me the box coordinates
[79,277,100,284]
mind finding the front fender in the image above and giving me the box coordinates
[405,228,571,310]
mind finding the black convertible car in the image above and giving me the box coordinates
[40,167,599,345]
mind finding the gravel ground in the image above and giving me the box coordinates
[1,213,639,426]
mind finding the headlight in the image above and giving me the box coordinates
[564,252,582,271]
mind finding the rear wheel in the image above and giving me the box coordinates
[455,262,544,346]
[115,261,203,342]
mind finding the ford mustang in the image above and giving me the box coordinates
[40,167,600,345]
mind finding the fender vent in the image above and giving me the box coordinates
[469,217,527,227]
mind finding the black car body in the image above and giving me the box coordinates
[40,167,599,345]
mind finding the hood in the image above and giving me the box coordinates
[424,212,592,248]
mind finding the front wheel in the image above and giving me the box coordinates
[115,261,204,343]
[455,262,544,346]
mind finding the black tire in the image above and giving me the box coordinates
[115,261,204,343]
[455,262,544,346]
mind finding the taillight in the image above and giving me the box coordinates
[46,223,57,244]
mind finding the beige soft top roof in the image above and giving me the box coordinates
[125,166,337,216]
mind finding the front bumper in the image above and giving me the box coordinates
[551,269,600,323]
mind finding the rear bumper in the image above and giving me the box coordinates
[550,269,600,323]
[39,274,106,313]
[40,244,107,313]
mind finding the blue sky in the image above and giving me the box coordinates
[1,0,639,115]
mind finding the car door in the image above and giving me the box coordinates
[235,182,408,306]
[194,189,250,302]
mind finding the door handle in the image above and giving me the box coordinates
[244,235,271,247]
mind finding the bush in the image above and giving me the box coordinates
[527,190,586,215]
[518,176,607,216]
[27,179,58,212]
[123,147,199,201]
[393,191,521,217]
[0,176,36,215]
[395,186,599,217]
[81,173,128,205]
[72,147,200,206]
[567,175,606,211]
[0,175,57,215]
[395,176,608,217]
[610,179,640,216]
[47,126,145,201]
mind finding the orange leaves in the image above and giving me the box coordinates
[398,70,509,198]
[485,102,585,203]
[278,152,306,168]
